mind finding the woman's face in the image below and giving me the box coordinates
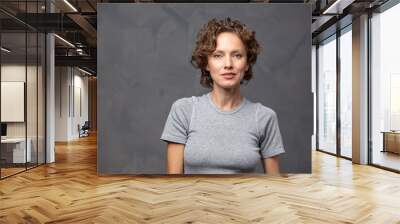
[207,32,249,90]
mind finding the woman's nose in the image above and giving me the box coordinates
[224,57,233,69]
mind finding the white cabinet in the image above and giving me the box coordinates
[1,138,32,163]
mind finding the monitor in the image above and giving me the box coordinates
[1,123,7,137]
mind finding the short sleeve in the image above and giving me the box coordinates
[160,98,193,144]
[257,104,285,158]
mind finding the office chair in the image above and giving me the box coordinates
[79,121,90,138]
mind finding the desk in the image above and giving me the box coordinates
[381,131,400,154]
[1,138,31,163]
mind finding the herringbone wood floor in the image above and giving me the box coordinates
[0,134,400,224]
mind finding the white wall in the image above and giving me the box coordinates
[1,64,40,138]
[55,67,89,141]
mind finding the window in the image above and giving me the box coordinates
[318,35,337,154]
[339,27,352,158]
[370,2,400,171]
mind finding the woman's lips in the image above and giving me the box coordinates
[221,73,236,79]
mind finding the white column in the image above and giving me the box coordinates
[352,14,369,164]
[46,1,55,163]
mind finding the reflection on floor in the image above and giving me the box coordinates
[340,147,352,159]
[372,150,400,171]
[0,167,25,178]
[0,163,39,178]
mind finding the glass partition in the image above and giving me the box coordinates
[1,30,28,177]
[27,31,38,169]
[317,35,337,155]
[0,1,46,179]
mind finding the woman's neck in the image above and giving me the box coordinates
[210,87,243,111]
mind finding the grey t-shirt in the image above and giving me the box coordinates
[160,92,285,174]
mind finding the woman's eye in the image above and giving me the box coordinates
[213,54,222,58]
[234,54,243,59]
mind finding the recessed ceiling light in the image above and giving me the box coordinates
[54,34,75,48]
[1,47,11,53]
[78,67,92,76]
[63,0,78,12]
[322,0,354,15]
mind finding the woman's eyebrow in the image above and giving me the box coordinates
[213,49,245,54]
[212,50,224,54]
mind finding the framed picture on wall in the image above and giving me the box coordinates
[1,81,25,122]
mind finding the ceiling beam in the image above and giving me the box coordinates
[55,55,96,70]
[67,13,97,46]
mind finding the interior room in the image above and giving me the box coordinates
[0,0,399,223]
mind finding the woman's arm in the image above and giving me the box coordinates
[263,156,280,175]
[167,142,185,174]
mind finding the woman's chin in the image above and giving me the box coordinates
[216,83,240,90]
[214,80,240,89]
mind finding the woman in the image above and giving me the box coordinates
[160,18,285,174]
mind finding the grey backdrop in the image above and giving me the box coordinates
[98,3,312,174]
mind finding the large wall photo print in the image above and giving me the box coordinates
[98,3,312,174]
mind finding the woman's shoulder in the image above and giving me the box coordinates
[172,95,201,108]
[173,97,193,107]
[253,102,278,119]
[173,93,209,107]
[171,94,205,115]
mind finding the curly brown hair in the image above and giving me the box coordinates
[191,18,261,88]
